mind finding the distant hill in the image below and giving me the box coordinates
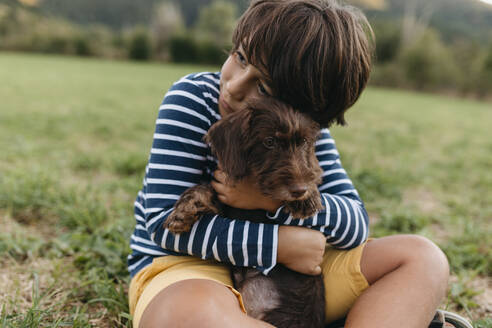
[35,0,248,29]
[7,0,492,43]
[360,0,492,43]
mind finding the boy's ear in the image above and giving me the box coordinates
[205,109,252,180]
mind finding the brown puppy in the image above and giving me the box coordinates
[165,98,325,328]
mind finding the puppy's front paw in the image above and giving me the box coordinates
[164,208,197,234]
[164,184,221,234]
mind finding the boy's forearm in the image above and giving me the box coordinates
[267,193,369,249]
[149,210,280,270]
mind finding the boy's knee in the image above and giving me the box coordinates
[139,279,240,328]
[404,235,450,290]
[362,235,449,286]
[407,235,449,270]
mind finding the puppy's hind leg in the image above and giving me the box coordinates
[164,184,221,233]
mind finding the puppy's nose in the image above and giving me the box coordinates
[289,185,308,199]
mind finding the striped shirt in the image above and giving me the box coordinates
[127,72,369,277]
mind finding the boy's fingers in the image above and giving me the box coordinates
[304,266,322,276]
[214,170,227,183]
[211,180,225,193]
[217,194,228,204]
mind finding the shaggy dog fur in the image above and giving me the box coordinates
[164,98,326,328]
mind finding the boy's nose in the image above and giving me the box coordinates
[227,72,252,101]
[226,78,246,101]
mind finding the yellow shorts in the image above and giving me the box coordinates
[129,241,369,328]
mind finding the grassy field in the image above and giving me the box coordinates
[0,52,490,327]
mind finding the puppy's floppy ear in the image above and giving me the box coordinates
[205,109,251,180]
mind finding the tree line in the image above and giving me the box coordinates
[1,0,491,98]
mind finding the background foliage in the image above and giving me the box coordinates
[1,0,492,97]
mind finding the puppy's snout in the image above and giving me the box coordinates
[289,185,308,199]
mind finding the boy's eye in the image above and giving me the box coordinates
[257,82,268,96]
[236,51,247,65]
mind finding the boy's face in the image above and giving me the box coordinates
[219,46,273,117]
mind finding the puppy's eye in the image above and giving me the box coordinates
[263,137,275,149]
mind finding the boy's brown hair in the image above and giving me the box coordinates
[233,0,374,127]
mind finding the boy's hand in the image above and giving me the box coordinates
[277,226,325,275]
[211,170,282,212]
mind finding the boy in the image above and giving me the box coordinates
[128,1,454,327]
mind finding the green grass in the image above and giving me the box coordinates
[0,52,490,327]
[331,87,492,277]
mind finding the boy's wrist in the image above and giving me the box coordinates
[276,226,287,264]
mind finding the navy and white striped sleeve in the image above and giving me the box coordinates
[141,76,279,273]
[266,129,369,249]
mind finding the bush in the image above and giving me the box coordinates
[44,36,70,53]
[370,62,408,88]
[73,35,92,56]
[169,33,198,63]
[169,33,228,65]
[372,20,401,63]
[128,27,152,61]
[196,40,228,65]
[447,40,484,95]
[475,42,492,98]
[399,30,460,91]
[151,1,185,61]
[194,0,237,48]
